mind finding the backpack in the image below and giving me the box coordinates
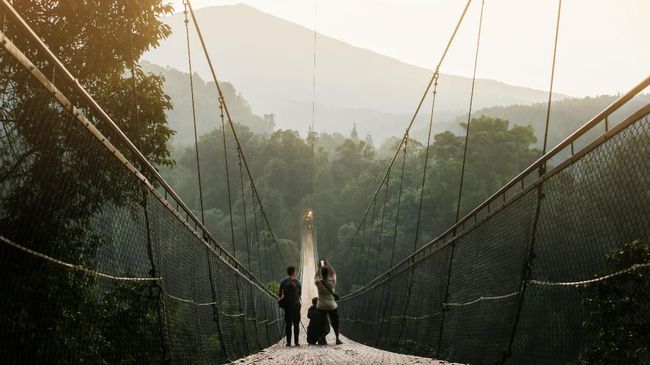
[278,278,298,308]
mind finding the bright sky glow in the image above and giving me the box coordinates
[170,0,650,97]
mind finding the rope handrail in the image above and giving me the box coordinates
[0,235,162,282]
[340,88,650,300]
[0,20,276,299]
[440,262,650,308]
[447,76,650,241]
[0,0,268,292]
[0,230,284,307]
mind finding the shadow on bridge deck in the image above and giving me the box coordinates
[232,226,456,365]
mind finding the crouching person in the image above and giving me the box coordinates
[307,297,329,345]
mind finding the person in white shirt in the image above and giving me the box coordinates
[315,259,342,345]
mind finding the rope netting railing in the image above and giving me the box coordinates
[0,2,284,363]
[337,77,650,364]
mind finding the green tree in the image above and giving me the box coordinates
[576,240,649,364]
[0,0,174,363]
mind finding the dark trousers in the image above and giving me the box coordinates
[284,303,300,345]
[318,308,339,344]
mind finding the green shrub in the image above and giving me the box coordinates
[576,239,649,364]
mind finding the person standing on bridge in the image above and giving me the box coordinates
[278,266,302,346]
[315,259,342,345]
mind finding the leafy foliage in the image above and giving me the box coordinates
[0,0,174,363]
[165,115,540,292]
[576,239,650,364]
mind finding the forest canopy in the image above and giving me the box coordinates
[163,112,541,292]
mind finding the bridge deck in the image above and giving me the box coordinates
[232,226,452,365]
[232,335,449,364]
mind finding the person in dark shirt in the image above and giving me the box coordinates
[278,266,302,346]
[307,297,329,345]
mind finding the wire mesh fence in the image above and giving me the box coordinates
[339,84,650,364]
[0,7,283,364]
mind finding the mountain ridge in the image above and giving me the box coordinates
[144,3,567,140]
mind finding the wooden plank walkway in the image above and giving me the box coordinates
[231,226,454,365]
[231,335,451,364]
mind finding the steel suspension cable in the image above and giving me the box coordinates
[504,1,563,359]
[219,100,237,257]
[363,198,377,280]
[183,7,228,349]
[309,0,318,207]
[542,0,562,155]
[250,184,262,279]
[0,1,272,298]
[185,0,287,268]
[437,1,486,356]
[374,172,390,277]
[238,149,252,271]
[354,217,368,278]
[412,74,440,253]
[183,0,206,223]
[455,0,485,223]
[389,137,409,268]
[336,0,473,264]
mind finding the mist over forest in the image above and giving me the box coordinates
[140,4,649,292]
[152,58,648,292]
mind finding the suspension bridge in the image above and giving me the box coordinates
[1,0,648,364]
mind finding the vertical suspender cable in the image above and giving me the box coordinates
[412,73,440,252]
[376,140,407,346]
[454,0,485,223]
[309,0,318,207]
[336,0,472,267]
[238,149,252,270]
[374,172,390,277]
[185,0,287,268]
[251,185,263,279]
[127,1,171,359]
[397,74,441,347]
[389,137,409,268]
[541,1,562,154]
[354,218,368,280]
[363,199,377,281]
[503,1,562,361]
[438,0,485,357]
[182,3,228,358]
[183,0,205,223]
[219,99,237,257]
[237,149,258,347]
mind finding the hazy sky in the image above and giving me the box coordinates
[170,0,649,97]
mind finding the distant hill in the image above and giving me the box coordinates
[143,4,566,141]
[474,94,650,148]
[142,58,648,153]
[410,94,650,150]
[141,61,274,146]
